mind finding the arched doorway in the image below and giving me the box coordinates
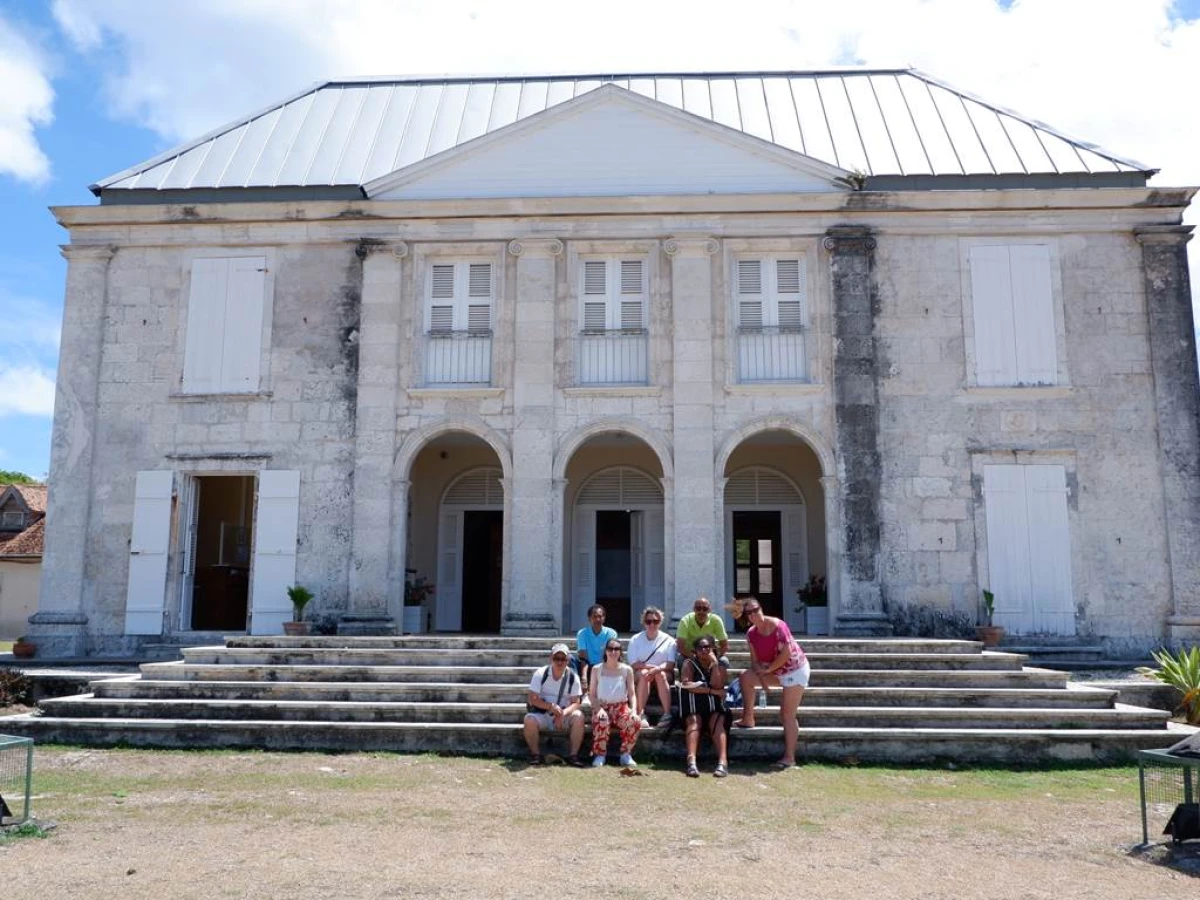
[408,433,506,632]
[722,430,827,634]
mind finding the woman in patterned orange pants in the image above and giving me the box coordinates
[589,639,642,768]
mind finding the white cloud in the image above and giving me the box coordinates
[0,365,56,417]
[0,15,54,184]
[0,290,61,353]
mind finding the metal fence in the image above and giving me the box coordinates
[1138,749,1200,845]
[577,330,648,386]
[0,734,33,825]
[424,332,493,386]
[737,327,807,383]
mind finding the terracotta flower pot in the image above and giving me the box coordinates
[12,640,36,659]
[282,621,311,636]
[975,625,1004,648]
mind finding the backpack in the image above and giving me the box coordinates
[526,666,580,714]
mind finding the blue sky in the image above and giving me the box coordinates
[0,0,1197,481]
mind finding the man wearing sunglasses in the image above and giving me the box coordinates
[523,643,586,767]
[675,596,730,669]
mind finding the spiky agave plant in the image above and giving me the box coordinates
[1138,646,1200,725]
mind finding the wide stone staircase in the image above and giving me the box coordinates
[2,635,1190,764]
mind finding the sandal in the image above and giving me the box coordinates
[566,755,587,768]
[528,753,544,766]
[685,760,700,778]
[713,764,728,778]
[732,721,755,729]
[769,760,795,771]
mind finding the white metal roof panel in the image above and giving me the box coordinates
[93,69,1152,194]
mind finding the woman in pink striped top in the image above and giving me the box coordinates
[731,598,810,769]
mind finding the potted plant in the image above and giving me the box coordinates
[976,589,1004,647]
[403,576,434,634]
[11,636,36,659]
[795,575,828,635]
[284,585,314,636]
[1137,646,1200,726]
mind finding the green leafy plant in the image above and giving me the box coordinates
[795,575,828,610]
[285,585,314,623]
[0,669,33,706]
[1137,646,1200,725]
[981,590,996,627]
[404,577,435,607]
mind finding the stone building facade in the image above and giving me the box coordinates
[28,72,1199,657]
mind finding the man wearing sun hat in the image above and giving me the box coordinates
[523,643,586,766]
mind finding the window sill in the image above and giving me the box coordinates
[563,385,661,397]
[407,387,504,399]
[958,386,1072,401]
[170,391,272,402]
[726,382,823,396]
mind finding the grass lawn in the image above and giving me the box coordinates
[0,746,1197,899]
[0,640,12,653]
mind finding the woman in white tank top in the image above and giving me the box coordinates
[588,639,643,768]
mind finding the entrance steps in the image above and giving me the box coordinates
[3,635,1191,764]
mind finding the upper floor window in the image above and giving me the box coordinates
[968,244,1058,387]
[182,256,267,394]
[424,261,493,386]
[735,256,806,382]
[1,510,25,531]
[577,257,648,385]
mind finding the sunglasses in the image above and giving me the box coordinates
[744,607,762,616]
[694,606,710,612]
[605,646,622,653]
[696,645,714,652]
[552,655,568,662]
[644,618,662,624]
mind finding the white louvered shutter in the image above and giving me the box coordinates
[583,260,608,331]
[775,258,803,331]
[573,507,596,625]
[221,257,266,392]
[436,511,463,631]
[982,465,1034,633]
[630,510,645,609]
[737,259,764,330]
[179,476,200,626]
[249,470,301,635]
[183,259,227,393]
[182,257,265,394]
[970,246,1019,386]
[428,264,455,333]
[467,263,493,334]
[782,508,809,633]
[124,470,174,635]
[1009,245,1057,386]
[645,507,665,607]
[619,259,645,331]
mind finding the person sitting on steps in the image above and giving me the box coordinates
[524,643,586,767]
[627,605,677,728]
[589,639,642,768]
[574,604,617,688]
[679,637,729,778]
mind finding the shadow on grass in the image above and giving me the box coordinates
[1127,841,1200,878]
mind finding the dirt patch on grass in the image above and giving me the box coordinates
[1,748,1197,899]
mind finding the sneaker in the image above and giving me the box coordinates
[592,755,606,768]
[566,755,587,768]
[638,715,650,728]
[619,753,636,768]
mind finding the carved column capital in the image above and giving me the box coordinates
[355,239,408,260]
[60,244,116,262]
[822,226,876,254]
[507,238,563,258]
[1134,225,1194,246]
[664,236,720,258]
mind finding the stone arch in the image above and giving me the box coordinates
[553,417,673,483]
[394,418,512,482]
[715,416,834,480]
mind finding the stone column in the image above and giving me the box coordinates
[824,227,891,636]
[1135,225,1200,644]
[665,237,720,622]
[29,244,115,655]
[344,240,407,634]
[503,238,563,634]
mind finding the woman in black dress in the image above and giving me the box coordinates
[679,638,729,778]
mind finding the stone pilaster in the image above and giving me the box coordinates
[665,236,720,622]
[1135,225,1200,644]
[503,238,563,634]
[345,241,407,633]
[29,244,115,655]
[824,226,891,636]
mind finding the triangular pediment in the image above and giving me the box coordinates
[366,85,850,200]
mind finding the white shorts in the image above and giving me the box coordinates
[778,660,811,688]
[524,709,583,731]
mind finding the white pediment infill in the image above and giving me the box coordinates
[365,84,851,200]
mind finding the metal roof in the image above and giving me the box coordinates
[94,69,1152,194]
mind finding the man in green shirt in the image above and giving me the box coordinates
[675,596,730,669]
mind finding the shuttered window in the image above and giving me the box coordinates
[182,256,267,394]
[425,261,494,334]
[578,257,646,332]
[735,256,805,332]
[969,244,1057,386]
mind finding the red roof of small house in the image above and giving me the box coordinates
[9,484,47,514]
[0,518,44,557]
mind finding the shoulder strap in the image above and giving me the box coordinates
[539,666,551,689]
[556,669,576,706]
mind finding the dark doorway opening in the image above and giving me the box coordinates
[462,510,503,633]
[595,510,632,633]
[189,475,254,631]
[732,511,782,627]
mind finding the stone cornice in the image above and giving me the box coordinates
[59,244,116,262]
[507,238,563,258]
[823,226,876,254]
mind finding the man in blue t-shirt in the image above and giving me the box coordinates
[574,604,617,687]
